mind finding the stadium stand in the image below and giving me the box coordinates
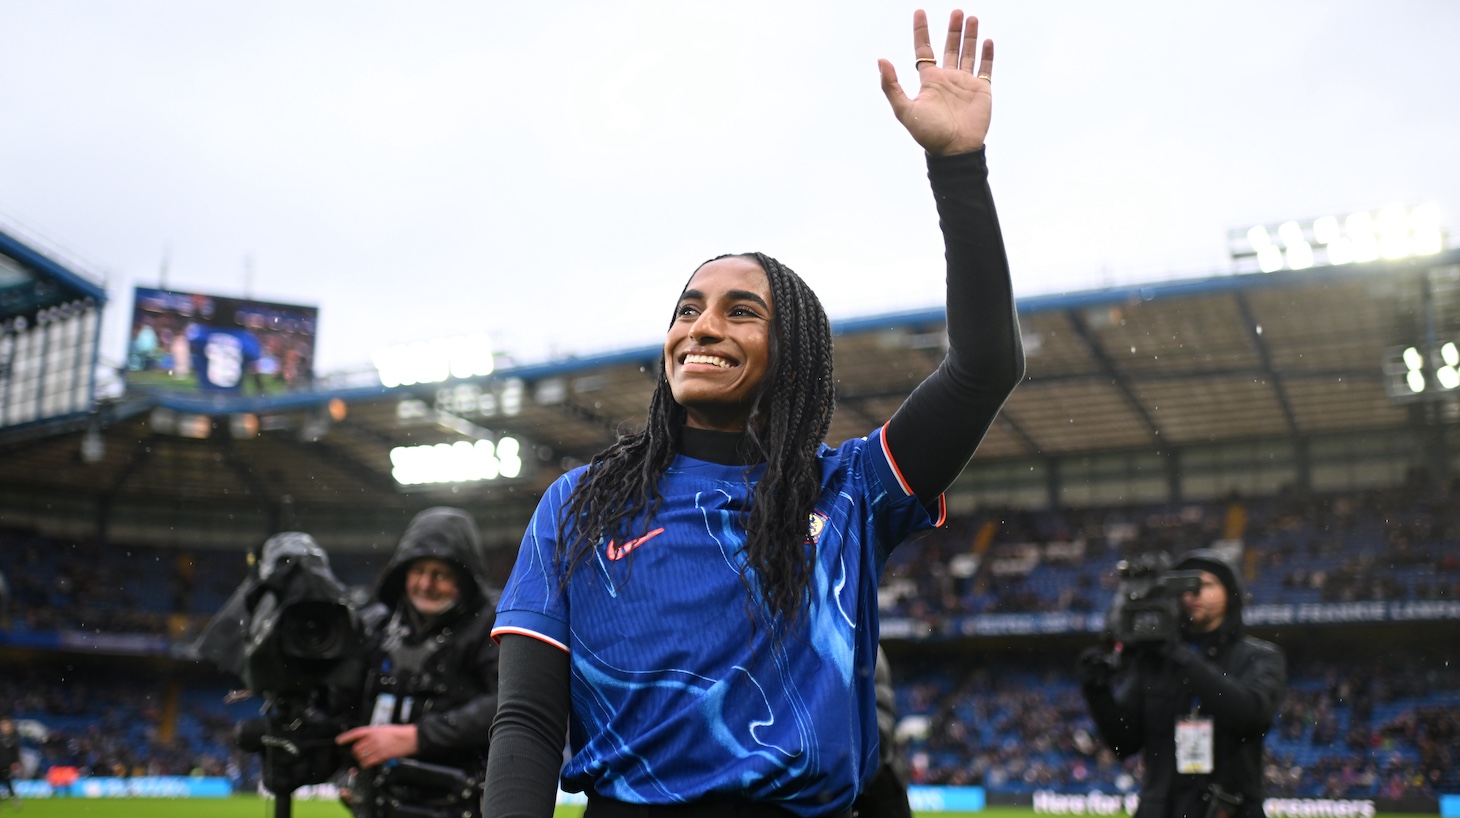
[4,225,1460,808]
[3,491,1458,803]
[890,653,1459,800]
[880,485,1460,622]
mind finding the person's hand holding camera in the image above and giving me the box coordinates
[1077,645,1121,688]
[336,724,420,768]
[1161,640,1198,666]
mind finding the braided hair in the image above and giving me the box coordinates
[554,252,836,629]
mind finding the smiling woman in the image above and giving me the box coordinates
[484,9,1024,818]
[664,254,775,433]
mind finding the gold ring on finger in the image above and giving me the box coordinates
[916,57,937,68]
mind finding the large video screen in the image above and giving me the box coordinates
[127,287,318,395]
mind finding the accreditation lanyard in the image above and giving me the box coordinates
[369,658,416,726]
[1175,699,1214,775]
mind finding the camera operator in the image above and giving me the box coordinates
[337,507,500,818]
[1079,549,1286,818]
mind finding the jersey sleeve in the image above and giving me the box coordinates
[852,426,947,561]
[492,471,579,652]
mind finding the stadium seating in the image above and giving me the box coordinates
[893,658,1459,798]
[3,487,1458,797]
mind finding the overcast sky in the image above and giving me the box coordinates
[3,1,1456,376]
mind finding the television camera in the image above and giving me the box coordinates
[1105,551,1204,647]
[195,532,370,818]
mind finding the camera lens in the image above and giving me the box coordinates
[278,601,350,659]
[1131,610,1165,635]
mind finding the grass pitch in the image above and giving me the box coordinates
[0,796,349,817]
[0,797,999,817]
[0,800,1424,818]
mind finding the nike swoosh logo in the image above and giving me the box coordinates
[606,527,665,561]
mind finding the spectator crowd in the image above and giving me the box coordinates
[2,485,1458,799]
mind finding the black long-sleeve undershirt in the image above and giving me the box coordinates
[484,148,1023,818]
[485,634,570,818]
[888,148,1024,505]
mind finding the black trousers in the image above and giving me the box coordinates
[586,796,853,818]
[850,765,913,818]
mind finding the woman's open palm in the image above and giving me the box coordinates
[879,9,994,157]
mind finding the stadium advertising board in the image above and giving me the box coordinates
[908,786,987,813]
[15,776,232,798]
[1032,791,1383,818]
[127,287,317,395]
[881,600,1460,641]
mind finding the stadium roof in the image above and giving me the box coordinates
[0,226,107,316]
[2,250,1456,522]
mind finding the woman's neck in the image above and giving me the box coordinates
[678,425,760,466]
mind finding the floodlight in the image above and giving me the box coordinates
[1326,237,1354,265]
[448,334,495,380]
[1377,206,1410,259]
[1402,345,1427,393]
[495,437,520,476]
[1403,346,1424,370]
[1257,246,1284,273]
[389,435,524,485]
[1411,204,1443,256]
[1231,205,1447,272]
[1444,342,1459,368]
[374,349,404,388]
[376,333,496,388]
[1285,242,1314,270]
[447,441,469,482]
[389,446,422,485]
[1277,221,1304,248]
[1342,212,1379,263]
[1346,211,1375,236]
[1413,203,1441,227]
[1413,229,1443,256]
[1351,234,1380,262]
[414,341,451,385]
[1439,366,1460,391]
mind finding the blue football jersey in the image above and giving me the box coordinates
[493,425,943,816]
[187,326,262,392]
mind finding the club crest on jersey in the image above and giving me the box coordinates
[606,527,664,561]
[807,511,828,544]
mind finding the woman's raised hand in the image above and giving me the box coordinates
[878,9,994,157]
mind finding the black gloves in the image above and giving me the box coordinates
[1162,641,1198,666]
[1077,645,1120,688]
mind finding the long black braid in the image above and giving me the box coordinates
[554,252,836,630]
